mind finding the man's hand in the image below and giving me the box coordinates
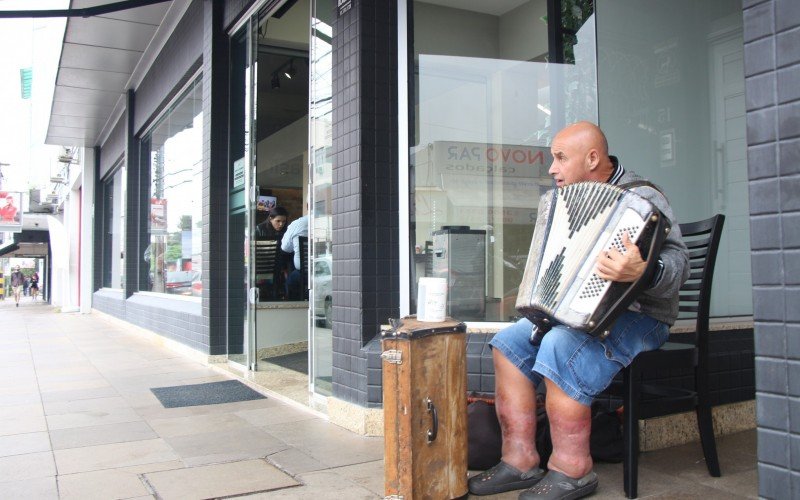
[595,232,646,282]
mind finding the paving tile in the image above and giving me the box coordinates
[696,467,759,499]
[46,406,143,430]
[0,379,40,393]
[39,385,120,403]
[148,412,254,438]
[236,469,376,499]
[37,378,112,393]
[53,438,179,474]
[43,395,131,415]
[0,404,47,436]
[328,459,385,496]
[265,447,328,475]
[0,475,58,499]
[57,468,152,500]
[236,404,320,427]
[133,397,276,420]
[143,458,299,499]
[164,428,287,466]
[50,421,158,450]
[0,432,51,457]
[265,418,384,468]
[0,451,56,482]
[0,390,41,406]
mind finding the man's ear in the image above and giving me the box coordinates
[586,148,599,171]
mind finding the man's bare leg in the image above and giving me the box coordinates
[544,378,593,478]
[494,349,540,471]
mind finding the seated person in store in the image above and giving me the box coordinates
[280,210,309,300]
[255,206,289,299]
[256,206,288,240]
[468,121,688,500]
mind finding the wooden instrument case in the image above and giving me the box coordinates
[382,316,468,500]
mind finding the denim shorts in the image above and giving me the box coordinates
[490,311,670,406]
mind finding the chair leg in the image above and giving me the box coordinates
[696,401,721,477]
[623,365,639,499]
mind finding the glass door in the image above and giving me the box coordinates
[228,18,259,369]
[309,0,334,397]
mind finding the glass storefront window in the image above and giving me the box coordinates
[102,165,125,288]
[596,0,751,317]
[409,1,597,322]
[142,78,203,296]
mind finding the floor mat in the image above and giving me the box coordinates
[263,351,308,374]
[151,380,266,408]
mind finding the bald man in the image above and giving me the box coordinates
[469,122,689,500]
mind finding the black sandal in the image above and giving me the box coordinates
[468,461,546,496]
[518,470,598,500]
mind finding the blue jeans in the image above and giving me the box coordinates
[490,311,669,406]
[285,269,304,300]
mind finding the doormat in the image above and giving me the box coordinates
[263,351,308,374]
[151,380,266,408]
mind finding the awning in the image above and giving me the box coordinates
[44,0,179,147]
[0,243,20,258]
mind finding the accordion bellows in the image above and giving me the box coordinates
[516,181,670,338]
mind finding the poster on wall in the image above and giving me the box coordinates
[150,198,168,234]
[257,195,277,213]
[0,191,23,233]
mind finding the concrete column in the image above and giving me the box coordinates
[79,147,96,313]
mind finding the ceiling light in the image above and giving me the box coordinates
[284,60,296,79]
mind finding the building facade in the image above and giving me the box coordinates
[42,0,796,495]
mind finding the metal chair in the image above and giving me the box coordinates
[620,214,725,498]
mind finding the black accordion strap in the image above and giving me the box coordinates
[618,179,662,194]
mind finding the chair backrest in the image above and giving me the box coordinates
[255,239,278,275]
[299,236,309,275]
[677,214,725,353]
[299,235,310,300]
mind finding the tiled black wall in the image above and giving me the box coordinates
[93,289,126,319]
[92,291,204,350]
[743,0,800,497]
[331,0,400,406]
[99,115,125,180]
[368,330,755,408]
[93,2,221,355]
[124,90,141,299]
[133,0,203,135]
[203,0,230,355]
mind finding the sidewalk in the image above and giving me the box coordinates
[0,299,757,499]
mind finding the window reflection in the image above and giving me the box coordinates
[102,165,125,289]
[411,1,597,322]
[142,78,203,296]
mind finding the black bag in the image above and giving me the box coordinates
[466,393,622,470]
[467,400,502,470]
[589,407,623,463]
[467,393,552,471]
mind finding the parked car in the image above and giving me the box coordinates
[166,270,197,295]
[313,255,332,328]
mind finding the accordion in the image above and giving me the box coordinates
[515,181,671,339]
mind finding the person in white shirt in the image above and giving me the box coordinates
[280,214,309,299]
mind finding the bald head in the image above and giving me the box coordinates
[548,121,614,187]
[559,121,609,155]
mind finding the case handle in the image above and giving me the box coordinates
[425,397,438,443]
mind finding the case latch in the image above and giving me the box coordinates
[381,350,403,364]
